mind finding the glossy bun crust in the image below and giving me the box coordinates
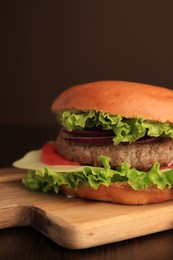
[60,183,173,205]
[51,81,173,123]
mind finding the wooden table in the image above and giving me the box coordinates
[1,126,173,259]
[0,227,173,259]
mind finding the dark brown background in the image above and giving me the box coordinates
[1,1,173,166]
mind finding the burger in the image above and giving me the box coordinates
[14,81,173,205]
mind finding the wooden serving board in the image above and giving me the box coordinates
[1,168,173,249]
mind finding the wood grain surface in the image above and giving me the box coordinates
[1,167,173,249]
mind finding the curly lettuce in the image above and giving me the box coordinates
[58,111,173,145]
[22,156,173,193]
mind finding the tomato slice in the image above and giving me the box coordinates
[41,143,80,165]
[160,166,173,170]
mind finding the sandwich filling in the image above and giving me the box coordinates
[20,110,173,195]
[55,110,173,170]
[58,110,173,144]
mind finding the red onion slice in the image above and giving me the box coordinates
[62,135,114,145]
[135,136,165,144]
[61,128,169,146]
[62,128,114,137]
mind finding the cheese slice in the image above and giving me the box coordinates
[13,149,86,172]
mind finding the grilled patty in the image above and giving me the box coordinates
[55,130,173,170]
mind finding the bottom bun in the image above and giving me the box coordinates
[60,183,173,205]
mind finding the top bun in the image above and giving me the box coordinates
[51,81,173,123]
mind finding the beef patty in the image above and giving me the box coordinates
[55,130,173,171]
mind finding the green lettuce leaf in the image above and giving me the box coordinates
[22,156,173,193]
[58,111,173,145]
